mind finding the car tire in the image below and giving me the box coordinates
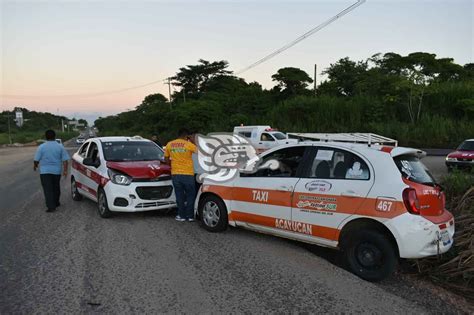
[343,230,397,282]
[198,195,228,232]
[71,177,83,201]
[97,188,113,218]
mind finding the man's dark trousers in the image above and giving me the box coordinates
[172,174,196,219]
[40,174,61,210]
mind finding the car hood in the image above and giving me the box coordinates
[448,151,474,159]
[106,160,171,179]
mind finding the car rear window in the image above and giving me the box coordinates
[394,155,436,185]
[458,140,474,151]
[272,132,287,140]
[103,141,164,162]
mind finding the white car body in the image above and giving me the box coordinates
[71,137,176,215]
[233,125,298,153]
[195,142,454,280]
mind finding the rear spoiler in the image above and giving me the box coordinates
[390,147,426,158]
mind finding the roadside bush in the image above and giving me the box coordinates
[412,172,474,300]
[442,170,474,213]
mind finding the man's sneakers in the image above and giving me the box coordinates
[46,208,56,212]
[175,215,195,222]
[175,215,186,222]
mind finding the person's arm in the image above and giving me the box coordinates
[62,161,68,177]
[61,147,70,177]
[33,146,42,171]
[187,141,197,154]
[163,143,171,165]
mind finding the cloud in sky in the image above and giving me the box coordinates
[1,0,472,119]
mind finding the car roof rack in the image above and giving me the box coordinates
[287,133,398,147]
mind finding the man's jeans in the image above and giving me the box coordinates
[40,174,61,210]
[172,175,196,219]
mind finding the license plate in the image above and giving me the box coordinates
[440,230,451,245]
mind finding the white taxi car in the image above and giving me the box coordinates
[195,142,455,281]
[71,136,176,218]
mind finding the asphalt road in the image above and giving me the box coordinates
[0,146,456,313]
[422,155,448,181]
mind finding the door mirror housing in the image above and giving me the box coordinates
[83,157,100,168]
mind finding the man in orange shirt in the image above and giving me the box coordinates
[164,128,197,222]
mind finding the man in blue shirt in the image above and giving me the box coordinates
[34,130,70,212]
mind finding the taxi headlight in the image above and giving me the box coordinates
[108,169,132,186]
[445,156,456,161]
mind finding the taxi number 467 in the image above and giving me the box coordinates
[376,199,393,212]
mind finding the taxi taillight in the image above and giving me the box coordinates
[440,191,446,210]
[403,188,421,215]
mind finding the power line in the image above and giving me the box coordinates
[1,1,364,99]
[1,78,167,99]
[235,0,365,75]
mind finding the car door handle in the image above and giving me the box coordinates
[277,185,293,192]
[341,191,361,198]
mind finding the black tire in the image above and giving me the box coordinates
[71,177,83,201]
[97,188,113,218]
[198,195,228,232]
[343,230,397,282]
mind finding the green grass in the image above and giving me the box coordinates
[0,130,78,145]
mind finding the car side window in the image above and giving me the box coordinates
[309,148,370,180]
[243,146,306,178]
[238,131,252,138]
[86,142,100,162]
[260,133,275,142]
[78,143,89,157]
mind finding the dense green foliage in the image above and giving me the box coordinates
[95,52,473,148]
[0,108,77,144]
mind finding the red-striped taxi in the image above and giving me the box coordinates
[71,136,175,217]
[195,142,455,281]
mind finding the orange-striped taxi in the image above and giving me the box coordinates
[195,142,454,281]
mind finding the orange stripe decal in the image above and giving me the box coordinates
[229,210,340,241]
[204,185,406,219]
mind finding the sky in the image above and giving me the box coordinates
[1,0,473,124]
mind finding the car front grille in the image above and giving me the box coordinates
[135,201,175,208]
[135,186,173,200]
[133,175,172,182]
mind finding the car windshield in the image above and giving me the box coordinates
[394,155,436,186]
[458,140,474,151]
[102,141,164,161]
[272,132,287,140]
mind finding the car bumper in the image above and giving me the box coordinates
[387,212,455,259]
[104,181,176,212]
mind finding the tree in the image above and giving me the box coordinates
[319,58,368,97]
[271,67,313,97]
[171,59,232,99]
[136,93,168,112]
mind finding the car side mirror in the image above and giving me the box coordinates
[83,157,100,168]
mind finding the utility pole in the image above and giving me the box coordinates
[61,119,64,132]
[182,87,186,103]
[165,77,172,109]
[314,63,317,97]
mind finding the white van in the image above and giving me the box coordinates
[233,125,297,152]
